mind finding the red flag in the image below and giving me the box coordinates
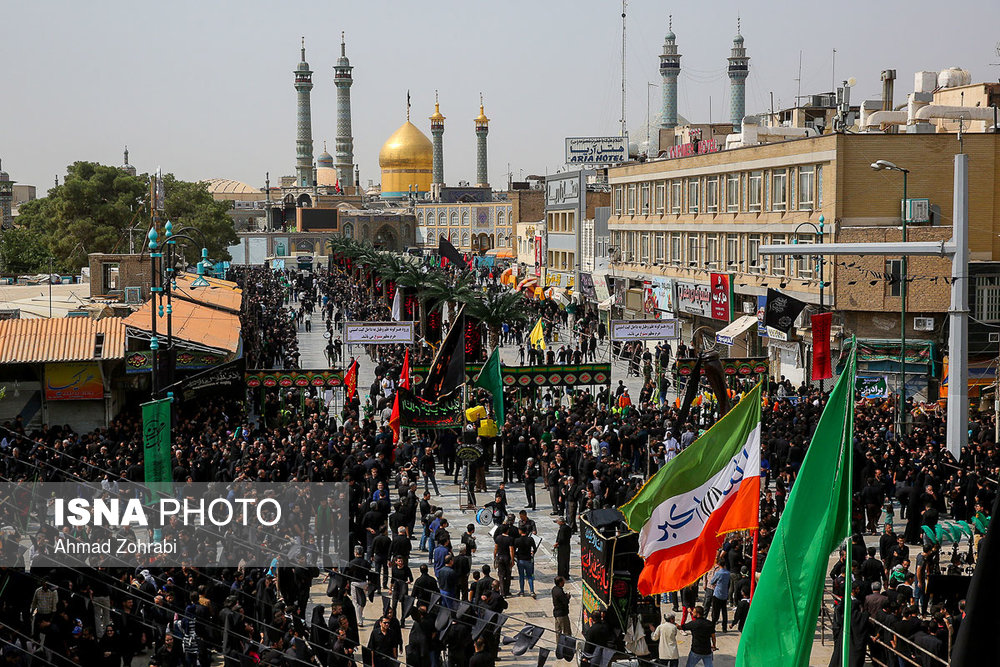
[389,392,400,444]
[811,312,833,381]
[399,349,411,390]
[344,359,358,400]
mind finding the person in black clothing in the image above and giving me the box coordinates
[367,616,397,667]
[551,577,571,636]
[860,477,885,534]
[411,564,437,604]
[514,526,536,598]
[389,556,412,627]
[523,458,537,510]
[371,528,392,592]
[680,606,716,666]
[582,609,619,667]
[468,637,493,667]
[493,526,515,597]
[554,517,572,580]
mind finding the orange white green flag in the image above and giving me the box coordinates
[620,383,761,595]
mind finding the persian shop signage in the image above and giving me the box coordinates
[663,138,722,160]
[676,282,712,317]
[710,272,735,322]
[545,173,582,206]
[565,136,628,165]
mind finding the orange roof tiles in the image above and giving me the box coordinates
[0,317,126,363]
[172,273,243,313]
[124,299,241,353]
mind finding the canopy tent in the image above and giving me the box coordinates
[715,315,759,346]
[485,248,515,259]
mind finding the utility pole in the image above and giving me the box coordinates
[758,153,970,460]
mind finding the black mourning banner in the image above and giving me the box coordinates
[763,288,807,333]
[423,310,466,400]
[438,237,467,268]
[397,387,463,429]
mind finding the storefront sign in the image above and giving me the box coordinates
[545,271,574,288]
[663,138,722,160]
[579,272,596,299]
[45,363,103,400]
[856,375,889,398]
[610,319,680,341]
[534,235,543,278]
[676,282,712,317]
[757,295,768,337]
[545,173,582,206]
[180,360,244,401]
[565,136,628,165]
[644,278,674,317]
[344,322,415,345]
[710,272,734,322]
[126,350,227,374]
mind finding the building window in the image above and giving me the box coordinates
[655,183,666,214]
[497,210,506,226]
[343,222,354,239]
[771,234,786,275]
[102,263,120,292]
[670,233,682,264]
[706,234,719,269]
[748,234,762,273]
[640,233,650,263]
[726,173,739,212]
[793,236,812,277]
[614,186,623,215]
[461,210,469,227]
[427,212,436,226]
[687,233,700,266]
[640,183,651,215]
[461,231,470,247]
[975,276,1000,321]
[706,176,719,213]
[450,211,459,226]
[771,169,787,212]
[797,166,814,210]
[417,212,424,224]
[670,180,682,214]
[886,259,903,298]
[627,185,636,215]
[816,165,824,207]
[748,171,762,212]
[687,179,700,214]
[655,233,665,263]
[726,234,738,269]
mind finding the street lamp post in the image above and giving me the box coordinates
[148,228,161,397]
[793,215,826,391]
[871,160,910,435]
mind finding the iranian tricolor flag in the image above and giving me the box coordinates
[621,383,762,595]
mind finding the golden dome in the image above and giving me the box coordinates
[378,121,433,170]
[474,104,489,124]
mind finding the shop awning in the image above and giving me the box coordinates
[715,315,759,346]
[486,248,514,259]
[598,297,614,311]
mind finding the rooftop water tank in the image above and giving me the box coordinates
[938,67,972,89]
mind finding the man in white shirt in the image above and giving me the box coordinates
[664,434,681,462]
[650,613,679,667]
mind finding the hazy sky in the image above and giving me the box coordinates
[4,1,998,194]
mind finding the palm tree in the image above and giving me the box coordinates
[460,288,532,351]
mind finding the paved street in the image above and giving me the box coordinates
[289,307,842,666]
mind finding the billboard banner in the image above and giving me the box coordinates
[610,319,681,341]
[676,282,712,317]
[856,375,889,399]
[344,321,415,345]
[45,362,104,400]
[710,272,735,322]
[565,136,628,165]
[643,278,674,318]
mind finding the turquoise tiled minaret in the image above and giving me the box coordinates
[659,16,681,129]
[294,38,315,187]
[334,32,355,190]
[727,21,750,132]
[430,92,445,188]
[474,95,489,188]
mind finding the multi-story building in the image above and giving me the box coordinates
[607,130,1000,393]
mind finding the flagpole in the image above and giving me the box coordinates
[750,372,765,602]
[841,340,857,667]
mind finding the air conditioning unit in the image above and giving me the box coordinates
[989,332,1000,343]
[124,287,142,305]
[913,317,934,331]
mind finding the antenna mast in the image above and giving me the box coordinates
[621,0,627,138]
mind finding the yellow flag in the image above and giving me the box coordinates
[529,318,546,350]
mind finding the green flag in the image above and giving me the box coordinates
[142,398,173,493]
[736,344,856,667]
[473,347,505,424]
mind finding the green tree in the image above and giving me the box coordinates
[162,175,237,264]
[0,226,51,274]
[460,288,531,350]
[13,162,238,272]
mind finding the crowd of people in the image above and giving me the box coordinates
[0,257,995,667]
